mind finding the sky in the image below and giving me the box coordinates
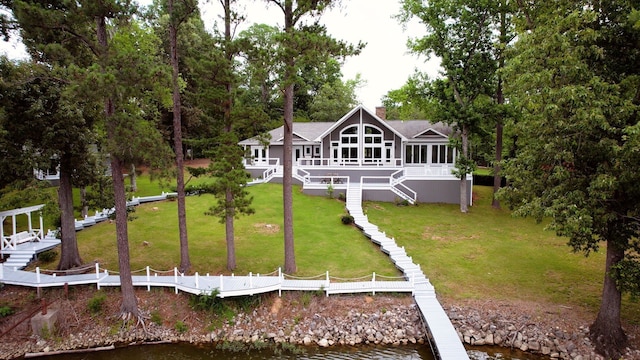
[0,0,442,110]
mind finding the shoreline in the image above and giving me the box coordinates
[0,286,638,360]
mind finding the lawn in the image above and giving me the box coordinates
[364,185,640,324]
[70,183,401,278]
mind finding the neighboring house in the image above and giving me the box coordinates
[33,145,112,185]
[239,105,472,205]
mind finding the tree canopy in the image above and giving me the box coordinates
[501,1,640,357]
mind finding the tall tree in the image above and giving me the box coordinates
[210,0,255,271]
[309,74,361,122]
[1,1,101,270]
[399,0,498,213]
[502,1,640,357]
[265,0,362,273]
[166,0,198,273]
[490,0,515,209]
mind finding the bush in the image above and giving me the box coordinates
[38,250,57,263]
[0,305,14,318]
[150,310,162,325]
[87,292,106,315]
[337,192,346,202]
[175,320,188,334]
[341,215,354,225]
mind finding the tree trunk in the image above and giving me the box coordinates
[492,77,504,209]
[57,154,83,270]
[460,124,469,213]
[129,163,137,193]
[283,81,296,274]
[97,15,138,318]
[110,154,138,317]
[225,189,236,271]
[169,0,191,274]
[590,240,627,358]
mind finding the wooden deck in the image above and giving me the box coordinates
[346,182,469,360]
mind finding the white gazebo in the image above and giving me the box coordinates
[0,204,45,252]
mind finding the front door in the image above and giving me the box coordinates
[293,146,303,164]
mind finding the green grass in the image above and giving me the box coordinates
[364,186,640,324]
[70,183,399,278]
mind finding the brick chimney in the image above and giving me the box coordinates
[375,106,386,120]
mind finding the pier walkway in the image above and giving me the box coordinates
[346,182,469,360]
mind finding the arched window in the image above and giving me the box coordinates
[340,125,359,163]
[363,125,383,163]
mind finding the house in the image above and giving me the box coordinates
[239,105,472,205]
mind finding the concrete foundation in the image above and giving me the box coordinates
[31,308,58,337]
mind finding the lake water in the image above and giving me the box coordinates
[43,342,544,359]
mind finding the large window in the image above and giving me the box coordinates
[431,144,454,164]
[340,126,358,163]
[363,125,383,163]
[405,144,428,164]
[405,144,455,165]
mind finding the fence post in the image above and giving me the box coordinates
[219,274,224,293]
[146,266,150,291]
[278,267,282,297]
[249,272,253,288]
[36,267,40,284]
[372,272,376,296]
[95,263,100,279]
[174,267,178,294]
[326,271,330,297]
[195,272,199,290]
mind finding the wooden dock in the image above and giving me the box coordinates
[347,182,469,360]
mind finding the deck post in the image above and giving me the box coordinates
[195,272,199,290]
[36,267,40,284]
[219,274,224,292]
[372,272,376,296]
[249,272,253,288]
[326,271,330,297]
[39,214,44,241]
[174,267,178,294]
[146,266,150,291]
[278,267,282,297]
[95,263,100,279]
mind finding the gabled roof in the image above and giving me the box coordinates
[385,120,452,140]
[314,105,407,141]
[238,106,453,146]
[239,122,332,146]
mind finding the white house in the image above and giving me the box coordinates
[239,106,472,205]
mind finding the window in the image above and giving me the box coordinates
[363,125,384,163]
[431,144,455,164]
[406,144,428,164]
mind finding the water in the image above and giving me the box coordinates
[42,343,544,359]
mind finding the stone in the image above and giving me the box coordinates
[31,308,59,337]
[317,338,329,347]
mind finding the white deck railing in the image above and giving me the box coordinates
[0,264,413,299]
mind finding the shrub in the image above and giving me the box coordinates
[37,250,57,263]
[174,320,188,334]
[337,192,346,202]
[87,292,106,315]
[341,215,354,225]
[0,306,14,318]
[150,310,162,325]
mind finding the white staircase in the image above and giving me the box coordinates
[345,181,469,360]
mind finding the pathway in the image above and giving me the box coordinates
[346,182,469,360]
